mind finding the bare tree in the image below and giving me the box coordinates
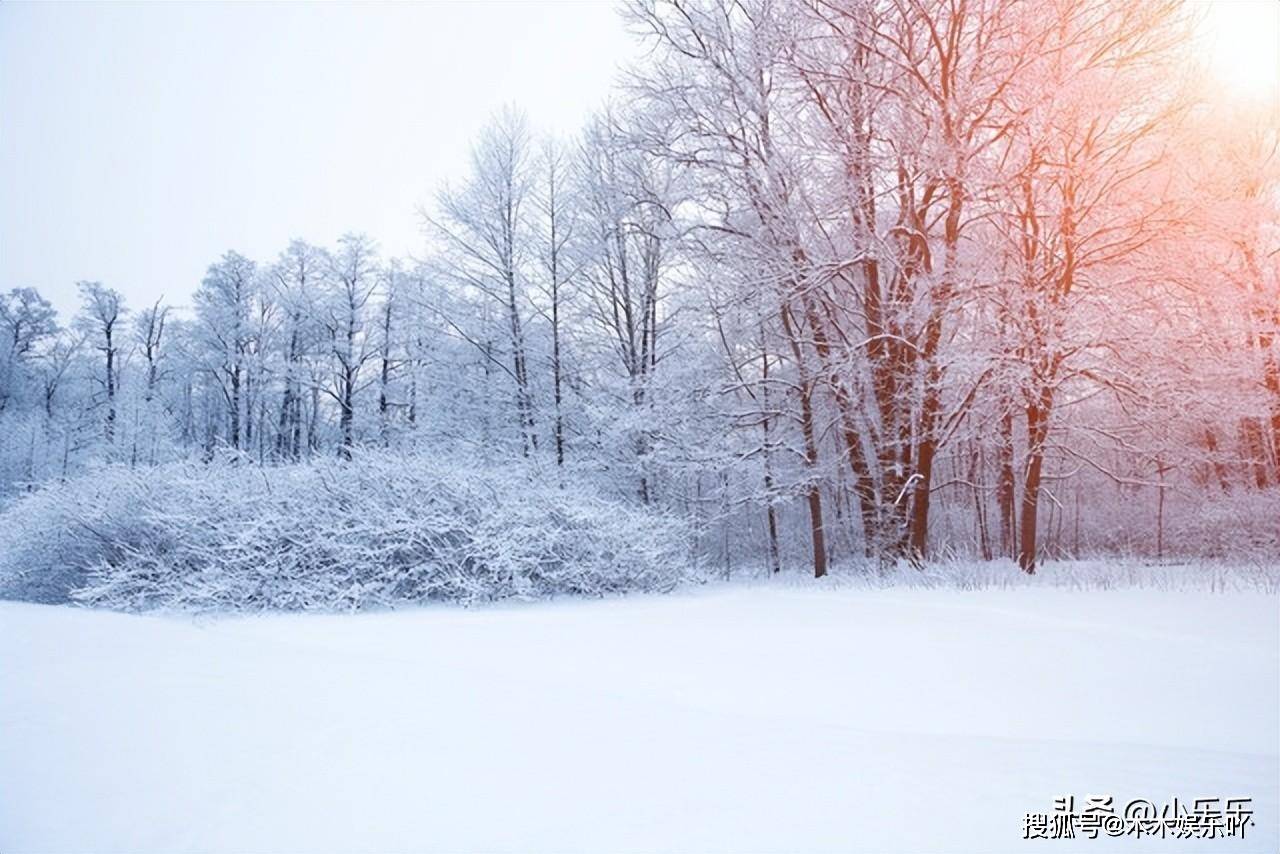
[535,137,577,467]
[131,298,171,465]
[376,259,406,444]
[0,287,58,413]
[991,0,1186,571]
[194,252,257,452]
[321,233,380,459]
[271,240,326,460]
[578,110,677,501]
[424,107,539,456]
[76,282,127,445]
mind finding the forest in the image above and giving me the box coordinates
[1,0,1277,609]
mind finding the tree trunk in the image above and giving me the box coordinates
[1017,389,1053,573]
[104,326,116,444]
[340,371,354,460]
[229,365,241,451]
[780,303,827,579]
[996,405,1017,559]
[552,287,564,467]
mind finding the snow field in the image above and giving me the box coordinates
[1,585,1276,853]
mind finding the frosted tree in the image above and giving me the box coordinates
[533,137,577,467]
[0,287,58,414]
[194,252,257,452]
[577,109,679,502]
[424,107,540,456]
[131,299,170,465]
[990,0,1187,571]
[321,233,380,459]
[75,282,127,446]
[270,240,327,460]
[375,259,408,444]
[625,0,839,574]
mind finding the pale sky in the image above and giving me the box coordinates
[1,0,635,315]
[3,1,1274,317]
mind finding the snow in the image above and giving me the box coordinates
[1,585,1276,853]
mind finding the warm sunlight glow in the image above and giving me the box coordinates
[1197,0,1280,99]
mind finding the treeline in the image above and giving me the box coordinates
[1,0,1277,575]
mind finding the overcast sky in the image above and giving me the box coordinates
[1,1,635,315]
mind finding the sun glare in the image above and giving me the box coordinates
[1197,0,1280,100]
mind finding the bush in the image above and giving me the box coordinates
[0,451,700,612]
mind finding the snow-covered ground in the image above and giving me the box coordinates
[1,584,1276,853]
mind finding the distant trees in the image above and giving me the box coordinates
[0,288,58,413]
[1196,103,1280,489]
[1,0,1276,569]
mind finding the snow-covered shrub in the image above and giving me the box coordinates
[0,451,699,612]
[753,557,1279,594]
[1164,488,1280,561]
